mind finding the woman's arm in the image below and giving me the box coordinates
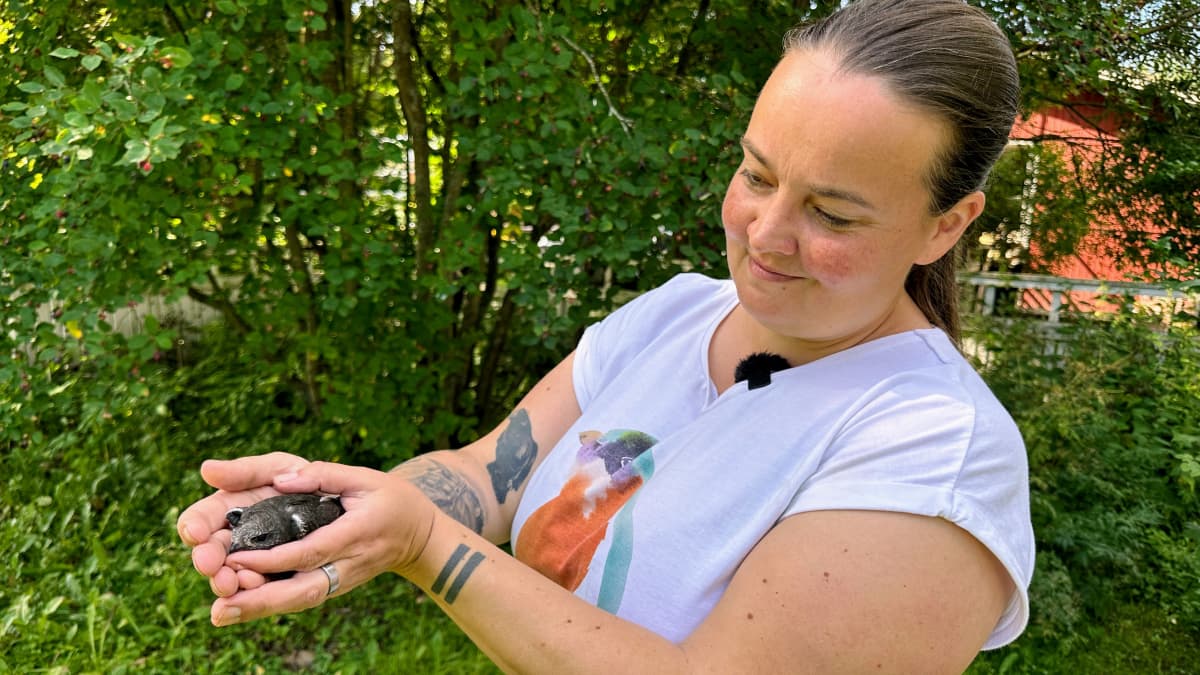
[218,461,1012,674]
[181,344,1011,671]
[178,351,581,600]
[384,351,583,544]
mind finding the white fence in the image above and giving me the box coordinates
[962,272,1198,325]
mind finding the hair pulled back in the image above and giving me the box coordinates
[783,0,1019,342]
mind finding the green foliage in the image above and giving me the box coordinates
[964,309,1200,671]
[976,0,1200,278]
[0,1,789,669]
[0,0,799,465]
[969,143,1094,273]
[2,0,1199,670]
[0,413,498,672]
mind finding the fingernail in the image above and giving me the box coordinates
[219,607,241,625]
[276,472,298,483]
[180,524,196,546]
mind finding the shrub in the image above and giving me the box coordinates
[965,309,1200,671]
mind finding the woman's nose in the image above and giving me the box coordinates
[746,198,799,256]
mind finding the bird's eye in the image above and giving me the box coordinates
[251,533,272,544]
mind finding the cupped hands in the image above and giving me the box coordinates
[176,452,436,626]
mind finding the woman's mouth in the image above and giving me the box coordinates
[748,256,803,282]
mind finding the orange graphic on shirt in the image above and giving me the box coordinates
[515,429,656,590]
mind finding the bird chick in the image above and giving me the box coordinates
[227,493,344,554]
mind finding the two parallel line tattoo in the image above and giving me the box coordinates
[431,544,485,604]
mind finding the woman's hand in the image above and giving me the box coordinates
[177,452,311,599]
[177,454,437,626]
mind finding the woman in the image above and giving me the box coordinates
[179,1,1034,671]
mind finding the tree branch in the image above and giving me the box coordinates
[391,1,436,272]
[474,290,518,423]
[561,34,634,136]
[162,2,190,44]
[675,0,710,76]
[186,270,251,335]
[1130,6,1200,41]
[284,222,322,416]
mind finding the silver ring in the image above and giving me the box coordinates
[320,562,340,596]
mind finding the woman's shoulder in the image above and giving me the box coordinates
[636,272,732,306]
[600,273,734,330]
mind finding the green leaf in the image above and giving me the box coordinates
[50,47,80,58]
[141,66,162,86]
[44,65,66,87]
[17,81,45,93]
[72,92,101,115]
[224,73,244,91]
[81,54,103,71]
[118,141,150,165]
[215,0,238,14]
[158,47,192,69]
[111,98,137,121]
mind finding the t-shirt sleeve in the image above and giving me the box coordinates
[783,369,1034,650]
[573,273,716,410]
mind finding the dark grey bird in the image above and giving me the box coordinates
[227,493,344,554]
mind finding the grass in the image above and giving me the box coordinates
[968,604,1200,675]
[0,439,499,674]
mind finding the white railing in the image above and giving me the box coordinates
[962,272,1198,324]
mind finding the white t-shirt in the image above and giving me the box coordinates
[511,273,1034,649]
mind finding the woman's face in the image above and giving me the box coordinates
[722,48,975,348]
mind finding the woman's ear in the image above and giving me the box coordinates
[916,191,986,265]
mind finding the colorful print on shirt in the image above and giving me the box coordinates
[515,429,657,600]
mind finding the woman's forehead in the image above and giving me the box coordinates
[745,50,948,201]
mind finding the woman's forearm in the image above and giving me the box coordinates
[397,510,691,675]
[390,452,512,543]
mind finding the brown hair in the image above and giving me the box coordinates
[783,0,1019,343]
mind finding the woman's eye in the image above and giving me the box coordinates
[813,206,853,228]
[739,168,769,190]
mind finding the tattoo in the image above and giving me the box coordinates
[431,543,469,595]
[395,458,486,534]
[486,409,538,505]
[431,543,486,604]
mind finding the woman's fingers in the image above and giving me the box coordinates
[202,452,310,492]
[224,462,391,576]
[191,529,233,577]
[193,459,435,626]
[210,567,334,626]
[235,568,269,590]
[274,460,384,495]
[209,566,240,598]
[177,453,309,547]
